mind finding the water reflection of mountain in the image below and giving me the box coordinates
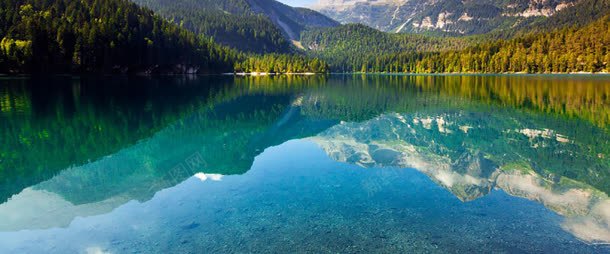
[310,111,610,244]
[1,76,230,202]
[1,74,608,235]
[0,75,327,202]
[0,93,336,231]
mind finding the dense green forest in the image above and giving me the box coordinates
[301,24,476,72]
[309,15,610,73]
[131,0,339,53]
[242,0,339,40]
[132,0,291,53]
[0,0,329,74]
[235,54,329,73]
[0,0,244,73]
[0,0,607,74]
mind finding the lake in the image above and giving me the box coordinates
[1,74,609,253]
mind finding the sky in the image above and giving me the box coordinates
[278,0,317,7]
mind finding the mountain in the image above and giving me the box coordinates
[312,0,597,35]
[132,0,339,53]
[302,15,610,73]
[301,23,467,52]
[248,0,340,40]
[507,0,610,36]
[0,0,239,73]
[300,23,471,71]
[131,0,290,53]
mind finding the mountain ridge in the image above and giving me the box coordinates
[132,0,339,53]
[312,0,596,35]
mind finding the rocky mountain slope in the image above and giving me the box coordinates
[312,0,590,35]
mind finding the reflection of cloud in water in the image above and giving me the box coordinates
[497,173,592,215]
[194,173,223,182]
[310,112,610,244]
[0,173,221,231]
[86,246,111,254]
[0,188,129,231]
[562,201,610,244]
[497,172,610,243]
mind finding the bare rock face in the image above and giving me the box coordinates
[312,0,580,34]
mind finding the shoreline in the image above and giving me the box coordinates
[230,72,318,76]
[2,72,609,77]
[342,71,610,75]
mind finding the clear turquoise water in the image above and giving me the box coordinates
[0,75,609,253]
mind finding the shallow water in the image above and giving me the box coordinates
[1,75,609,253]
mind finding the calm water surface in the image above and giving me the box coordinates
[0,75,609,253]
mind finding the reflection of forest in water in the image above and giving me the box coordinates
[0,75,608,204]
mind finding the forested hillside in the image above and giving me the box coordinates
[300,24,475,72]
[132,0,338,53]
[246,0,339,40]
[0,0,240,73]
[342,15,610,73]
[0,0,606,74]
[0,0,332,74]
[132,0,291,53]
